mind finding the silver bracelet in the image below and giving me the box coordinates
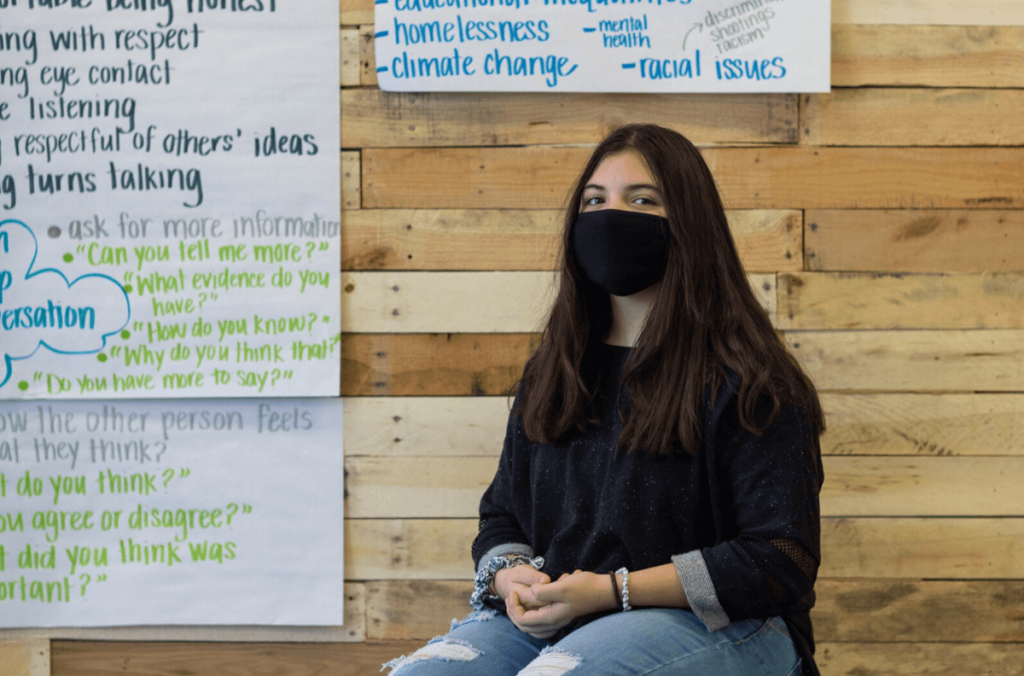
[616,567,632,612]
[470,554,545,610]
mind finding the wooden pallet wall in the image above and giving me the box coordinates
[4,1,1023,674]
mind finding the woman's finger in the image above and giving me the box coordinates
[521,605,563,625]
[527,630,558,640]
[504,566,550,593]
[517,585,550,610]
[506,593,561,638]
[506,589,525,619]
[529,575,573,602]
[506,590,537,634]
[530,585,561,604]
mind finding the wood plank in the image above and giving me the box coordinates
[726,211,803,274]
[0,585,366,643]
[342,272,775,333]
[821,517,1024,579]
[816,642,1024,675]
[833,0,1024,25]
[364,579,1024,642]
[823,457,1024,516]
[46,639,1024,676]
[787,330,1024,392]
[344,394,1024,458]
[340,0,372,25]
[833,25,1024,88]
[802,89,1024,146]
[343,208,561,271]
[341,271,558,333]
[342,330,1024,396]
[362,147,1024,210]
[359,24,375,86]
[779,272,1024,330]
[342,397,502,455]
[820,393,1024,457]
[347,517,1024,580]
[348,520,477,580]
[341,333,537,396]
[340,29,360,87]
[50,640,416,676]
[0,640,48,676]
[341,209,801,273]
[343,396,509,457]
[367,581,473,640]
[341,151,360,210]
[805,209,1024,273]
[683,147,1024,210]
[341,89,798,147]
[363,147,586,210]
[345,456,496,518]
[345,456,1024,518]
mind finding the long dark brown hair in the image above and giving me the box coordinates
[516,124,824,454]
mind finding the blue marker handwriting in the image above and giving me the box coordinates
[0,220,130,390]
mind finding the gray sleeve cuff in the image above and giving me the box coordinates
[476,543,535,576]
[672,550,731,631]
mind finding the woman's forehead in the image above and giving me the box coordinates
[587,150,658,187]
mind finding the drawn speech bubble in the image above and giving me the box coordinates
[0,219,131,389]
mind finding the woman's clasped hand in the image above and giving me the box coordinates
[502,569,611,639]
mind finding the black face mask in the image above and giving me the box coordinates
[572,209,670,297]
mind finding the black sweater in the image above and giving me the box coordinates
[472,344,823,676]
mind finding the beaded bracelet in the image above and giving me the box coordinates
[616,567,632,612]
[470,554,546,610]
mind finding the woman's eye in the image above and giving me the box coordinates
[582,195,603,206]
[633,196,659,206]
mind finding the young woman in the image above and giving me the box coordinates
[384,124,825,676]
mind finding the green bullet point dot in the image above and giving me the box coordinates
[123,284,133,293]
[97,353,108,363]
[17,381,29,391]
[121,330,131,339]
[63,253,73,263]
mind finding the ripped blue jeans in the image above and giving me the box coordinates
[383,608,800,675]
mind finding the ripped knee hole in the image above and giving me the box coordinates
[518,647,582,675]
[383,639,481,673]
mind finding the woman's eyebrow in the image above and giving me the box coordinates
[582,183,660,192]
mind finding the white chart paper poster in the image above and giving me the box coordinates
[0,398,343,627]
[375,0,830,92]
[0,1,341,399]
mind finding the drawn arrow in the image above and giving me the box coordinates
[682,22,703,51]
